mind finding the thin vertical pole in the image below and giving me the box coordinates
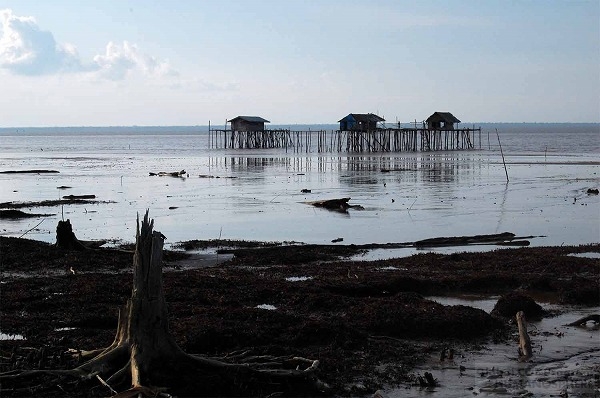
[496,129,509,183]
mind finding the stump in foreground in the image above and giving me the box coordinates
[55,219,87,250]
[516,311,532,361]
[2,212,328,397]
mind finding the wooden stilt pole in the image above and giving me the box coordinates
[496,129,509,183]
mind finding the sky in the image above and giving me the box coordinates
[0,1,598,127]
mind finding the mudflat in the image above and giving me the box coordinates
[0,236,598,396]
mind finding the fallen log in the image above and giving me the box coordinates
[565,314,600,327]
[415,232,517,248]
[149,169,186,177]
[0,199,105,209]
[0,169,59,174]
[62,194,96,200]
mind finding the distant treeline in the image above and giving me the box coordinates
[0,122,597,136]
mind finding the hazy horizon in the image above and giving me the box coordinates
[0,122,599,130]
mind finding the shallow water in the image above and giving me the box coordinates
[389,296,600,397]
[0,332,25,340]
[0,129,598,251]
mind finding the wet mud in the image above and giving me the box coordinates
[0,237,598,396]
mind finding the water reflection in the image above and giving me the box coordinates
[207,154,485,186]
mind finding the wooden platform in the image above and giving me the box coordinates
[208,127,481,153]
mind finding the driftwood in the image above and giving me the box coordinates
[0,199,104,209]
[307,197,364,212]
[62,194,96,200]
[566,314,600,327]
[0,169,59,174]
[415,232,528,248]
[149,169,186,177]
[516,311,532,360]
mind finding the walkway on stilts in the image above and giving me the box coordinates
[208,127,481,153]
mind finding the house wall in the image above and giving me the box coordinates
[427,120,455,130]
[232,120,264,132]
[428,121,441,129]
[339,115,356,131]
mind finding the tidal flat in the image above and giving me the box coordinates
[0,235,598,396]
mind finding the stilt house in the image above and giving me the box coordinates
[228,116,270,132]
[338,113,385,131]
[426,112,461,130]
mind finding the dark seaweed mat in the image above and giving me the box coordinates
[1,237,598,396]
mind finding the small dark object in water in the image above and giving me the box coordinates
[308,197,363,212]
[301,189,311,193]
[57,186,72,190]
[331,237,343,243]
[169,206,178,210]
[63,194,96,200]
[587,188,599,195]
[0,169,59,174]
[150,170,186,177]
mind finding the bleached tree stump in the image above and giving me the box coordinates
[1,211,328,397]
[516,311,532,360]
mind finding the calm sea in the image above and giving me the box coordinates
[0,123,598,254]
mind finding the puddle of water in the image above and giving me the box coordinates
[427,295,500,314]
[0,332,26,340]
[387,297,600,397]
[376,266,408,271]
[255,304,277,311]
[350,243,541,261]
[167,251,233,270]
[351,248,412,261]
[568,252,600,259]
[285,276,313,282]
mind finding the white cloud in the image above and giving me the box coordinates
[92,41,178,81]
[0,9,177,80]
[0,9,83,75]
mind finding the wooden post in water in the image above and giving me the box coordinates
[496,129,509,183]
